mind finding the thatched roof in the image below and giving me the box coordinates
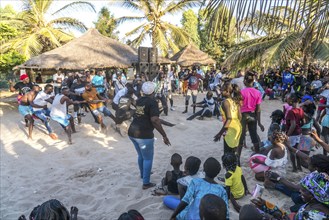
[158,56,174,64]
[20,29,138,70]
[170,44,216,67]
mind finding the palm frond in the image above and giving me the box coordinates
[119,0,142,11]
[312,40,329,61]
[116,16,146,25]
[49,17,87,32]
[267,32,301,64]
[52,1,95,16]
[224,37,282,68]
[124,23,148,37]
[164,0,200,15]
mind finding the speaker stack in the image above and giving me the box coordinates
[137,47,159,81]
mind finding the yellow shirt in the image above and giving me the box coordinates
[225,166,245,199]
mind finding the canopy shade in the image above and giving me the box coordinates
[170,44,216,67]
[20,29,138,70]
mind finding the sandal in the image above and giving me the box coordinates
[151,187,168,196]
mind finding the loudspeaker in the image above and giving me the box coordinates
[148,47,158,63]
[148,63,159,81]
[137,62,149,75]
[138,47,149,63]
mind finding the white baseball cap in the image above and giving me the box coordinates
[142,82,156,95]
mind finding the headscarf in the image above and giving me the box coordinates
[300,171,329,205]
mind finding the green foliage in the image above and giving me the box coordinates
[181,9,200,47]
[117,0,200,56]
[94,7,119,39]
[0,50,26,76]
[1,0,95,59]
[198,7,236,64]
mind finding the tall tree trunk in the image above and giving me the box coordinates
[302,27,314,74]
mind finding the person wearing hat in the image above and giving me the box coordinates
[128,81,171,190]
[9,74,34,98]
[182,67,203,114]
[251,171,329,219]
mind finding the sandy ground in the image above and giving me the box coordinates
[0,93,312,220]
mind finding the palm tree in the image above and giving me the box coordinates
[222,6,329,69]
[116,0,200,56]
[94,7,118,39]
[1,0,95,59]
[206,0,329,68]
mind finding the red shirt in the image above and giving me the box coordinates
[286,107,304,136]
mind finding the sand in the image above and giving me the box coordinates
[0,94,311,220]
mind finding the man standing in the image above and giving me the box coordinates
[53,71,64,95]
[31,84,57,140]
[182,67,203,114]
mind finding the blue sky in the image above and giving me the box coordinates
[2,0,195,46]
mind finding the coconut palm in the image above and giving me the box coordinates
[206,0,329,69]
[116,0,201,56]
[1,0,95,59]
[94,7,118,39]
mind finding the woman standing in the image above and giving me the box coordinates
[214,82,242,156]
[238,71,265,158]
[128,82,171,189]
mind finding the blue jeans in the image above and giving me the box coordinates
[129,137,154,185]
[33,109,52,134]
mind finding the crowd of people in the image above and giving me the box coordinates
[9,63,329,220]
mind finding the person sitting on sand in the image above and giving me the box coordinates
[222,153,249,212]
[261,109,284,150]
[82,83,118,132]
[177,156,203,199]
[18,199,78,220]
[187,91,218,121]
[170,157,229,220]
[50,88,82,144]
[251,171,329,220]
[153,153,183,196]
[239,204,277,220]
[118,209,144,220]
[199,194,227,220]
[252,131,288,182]
[31,84,57,140]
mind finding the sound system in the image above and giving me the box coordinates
[138,47,149,63]
[137,47,159,81]
[148,48,158,63]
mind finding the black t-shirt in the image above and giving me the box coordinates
[128,96,160,139]
[14,82,34,95]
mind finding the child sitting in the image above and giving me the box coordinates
[171,157,229,220]
[298,100,321,169]
[222,153,249,212]
[177,156,203,199]
[261,110,284,150]
[252,131,288,183]
[153,153,183,195]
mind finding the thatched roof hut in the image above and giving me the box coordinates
[20,29,138,70]
[158,56,174,64]
[170,44,216,67]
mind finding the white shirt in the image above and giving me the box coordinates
[53,73,64,87]
[50,94,67,118]
[231,76,245,90]
[33,91,51,111]
[113,87,127,105]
